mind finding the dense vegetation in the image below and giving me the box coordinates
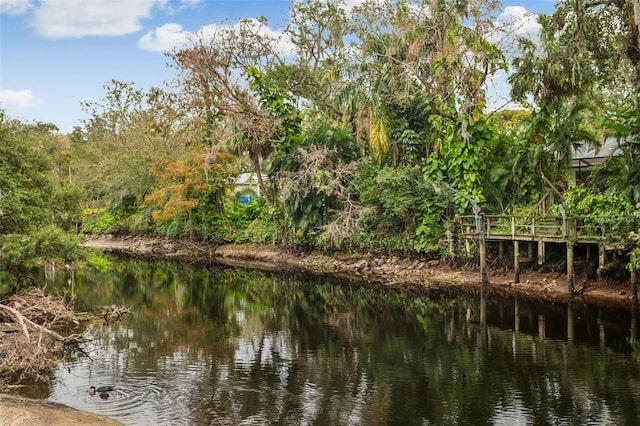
[3,0,640,274]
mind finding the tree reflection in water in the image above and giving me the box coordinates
[42,257,640,425]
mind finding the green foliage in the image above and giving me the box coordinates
[0,112,84,280]
[279,124,359,242]
[191,194,282,244]
[80,209,120,234]
[424,114,492,211]
[590,104,640,203]
[356,162,444,253]
[565,185,634,217]
[242,208,282,244]
[7,0,640,264]
[0,226,83,268]
[52,182,84,231]
[0,120,54,234]
[564,185,639,238]
[153,214,191,238]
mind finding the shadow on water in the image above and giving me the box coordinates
[16,257,640,425]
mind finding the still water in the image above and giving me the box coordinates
[38,257,640,425]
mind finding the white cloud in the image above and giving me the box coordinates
[490,6,541,51]
[0,0,33,15]
[484,7,542,111]
[139,18,295,56]
[498,6,541,38]
[138,23,189,52]
[30,0,167,39]
[0,89,41,107]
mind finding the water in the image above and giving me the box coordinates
[26,258,640,424]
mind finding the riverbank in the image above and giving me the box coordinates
[83,235,638,309]
[0,394,122,425]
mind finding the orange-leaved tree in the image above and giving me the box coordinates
[144,150,236,238]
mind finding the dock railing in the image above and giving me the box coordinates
[459,214,632,247]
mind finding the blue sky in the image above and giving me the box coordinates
[0,0,555,134]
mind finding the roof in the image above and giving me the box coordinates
[235,173,268,185]
[572,138,621,168]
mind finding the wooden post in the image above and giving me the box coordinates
[446,230,454,259]
[465,227,471,256]
[538,240,545,266]
[567,241,575,293]
[480,235,488,286]
[514,240,520,283]
[499,241,504,258]
[597,245,606,279]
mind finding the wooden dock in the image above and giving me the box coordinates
[456,214,634,290]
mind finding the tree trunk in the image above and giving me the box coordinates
[252,156,271,207]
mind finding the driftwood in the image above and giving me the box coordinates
[0,304,31,340]
[1,288,132,385]
[98,304,131,325]
[0,288,86,384]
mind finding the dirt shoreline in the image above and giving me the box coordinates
[0,394,123,425]
[84,234,638,309]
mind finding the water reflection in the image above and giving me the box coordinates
[29,258,640,425]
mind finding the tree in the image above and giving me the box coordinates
[167,18,285,206]
[144,150,237,238]
[0,111,82,270]
[279,0,351,122]
[0,113,53,234]
[75,80,195,213]
[345,0,506,203]
[277,124,363,246]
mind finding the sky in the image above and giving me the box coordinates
[0,0,556,134]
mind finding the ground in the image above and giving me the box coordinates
[0,394,122,425]
[86,235,638,309]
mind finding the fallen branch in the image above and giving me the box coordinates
[0,303,65,341]
[99,305,131,324]
[0,304,30,341]
[1,289,86,384]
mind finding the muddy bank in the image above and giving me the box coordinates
[83,235,638,309]
[0,394,122,425]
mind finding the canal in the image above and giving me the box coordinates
[33,257,640,424]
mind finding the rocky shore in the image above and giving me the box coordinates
[84,235,638,309]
